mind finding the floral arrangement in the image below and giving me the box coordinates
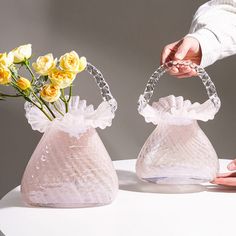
[0,44,116,138]
[0,44,87,121]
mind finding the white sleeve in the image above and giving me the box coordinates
[186,0,236,67]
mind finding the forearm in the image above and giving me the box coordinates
[186,0,236,67]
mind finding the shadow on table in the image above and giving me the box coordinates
[117,170,236,194]
[2,171,236,209]
[0,188,27,209]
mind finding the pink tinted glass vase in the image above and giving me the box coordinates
[21,127,118,207]
[136,61,221,184]
[21,63,118,207]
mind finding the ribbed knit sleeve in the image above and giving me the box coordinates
[186,0,236,67]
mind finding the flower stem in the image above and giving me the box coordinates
[8,62,55,121]
[10,82,53,121]
[27,97,53,121]
[9,68,18,82]
[30,89,56,118]
[39,106,53,121]
[24,60,36,84]
[41,98,56,118]
[61,89,68,113]
[52,103,64,116]
[67,84,72,103]
[30,90,43,108]
[36,105,53,121]
[0,92,22,98]
[10,82,25,95]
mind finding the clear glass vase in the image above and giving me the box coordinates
[136,121,219,184]
[136,61,221,184]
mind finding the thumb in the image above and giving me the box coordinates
[174,38,191,60]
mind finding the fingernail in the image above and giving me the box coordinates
[228,161,236,170]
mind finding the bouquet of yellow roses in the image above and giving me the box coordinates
[0,44,88,121]
[0,44,117,136]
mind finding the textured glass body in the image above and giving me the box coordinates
[136,121,219,184]
[21,127,118,207]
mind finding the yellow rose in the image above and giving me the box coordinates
[0,67,11,85]
[49,68,76,89]
[17,77,31,90]
[32,53,57,76]
[40,84,61,103]
[11,44,32,63]
[59,51,87,73]
[0,52,14,67]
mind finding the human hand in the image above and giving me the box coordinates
[212,160,236,186]
[160,37,202,78]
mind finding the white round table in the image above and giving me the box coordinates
[1,159,236,236]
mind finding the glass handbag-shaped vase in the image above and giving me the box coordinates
[21,63,118,207]
[136,60,221,184]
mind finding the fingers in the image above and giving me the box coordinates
[168,65,191,75]
[168,64,197,79]
[212,177,236,186]
[160,38,198,78]
[174,38,192,60]
[161,38,191,64]
[160,41,180,65]
[212,171,236,186]
[175,70,197,79]
[227,159,236,171]
[160,37,202,79]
